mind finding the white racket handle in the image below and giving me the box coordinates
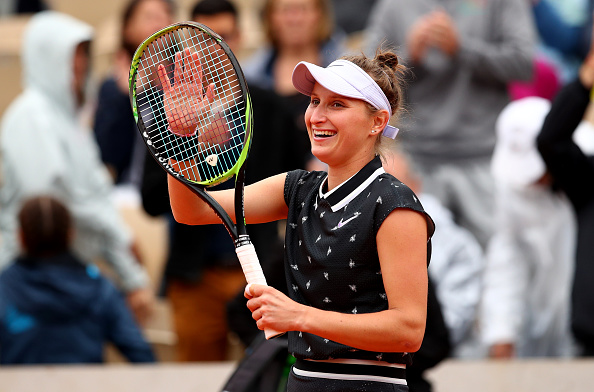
[235,242,284,340]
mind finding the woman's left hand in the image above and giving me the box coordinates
[245,284,306,334]
[157,48,215,136]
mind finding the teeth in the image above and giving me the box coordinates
[313,130,336,137]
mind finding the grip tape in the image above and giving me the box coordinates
[235,242,284,340]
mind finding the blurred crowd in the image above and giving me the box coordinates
[0,0,594,391]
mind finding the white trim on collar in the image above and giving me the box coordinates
[319,167,386,213]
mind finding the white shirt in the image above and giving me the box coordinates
[0,12,147,291]
[481,183,576,357]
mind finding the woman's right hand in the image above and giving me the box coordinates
[245,284,305,334]
[157,48,215,136]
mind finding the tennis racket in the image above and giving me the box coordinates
[129,22,280,339]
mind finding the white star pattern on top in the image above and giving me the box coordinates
[283,159,430,365]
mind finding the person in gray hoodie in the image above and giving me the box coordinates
[364,0,536,248]
[0,11,153,324]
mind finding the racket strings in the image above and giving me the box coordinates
[135,26,248,184]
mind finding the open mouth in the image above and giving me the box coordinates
[313,129,337,138]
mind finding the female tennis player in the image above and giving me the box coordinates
[168,49,434,391]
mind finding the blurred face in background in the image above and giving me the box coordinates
[267,0,326,49]
[72,41,91,106]
[123,0,174,56]
[193,12,240,53]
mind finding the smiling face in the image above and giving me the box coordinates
[305,83,387,168]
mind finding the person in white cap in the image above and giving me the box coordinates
[166,49,434,391]
[481,97,577,359]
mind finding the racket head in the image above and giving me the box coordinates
[129,22,253,188]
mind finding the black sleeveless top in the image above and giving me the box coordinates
[283,156,434,365]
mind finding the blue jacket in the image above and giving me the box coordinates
[0,253,156,364]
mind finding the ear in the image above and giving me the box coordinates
[370,110,391,135]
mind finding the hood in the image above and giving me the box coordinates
[21,11,93,114]
[0,254,103,322]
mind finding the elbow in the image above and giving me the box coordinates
[387,318,426,353]
[513,54,536,82]
[507,44,537,82]
[401,325,426,353]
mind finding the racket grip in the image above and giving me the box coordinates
[235,241,284,340]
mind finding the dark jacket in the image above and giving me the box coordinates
[537,78,594,354]
[0,253,156,364]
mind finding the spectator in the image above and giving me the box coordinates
[364,0,536,249]
[140,0,305,361]
[0,11,153,325]
[537,33,594,356]
[508,57,560,102]
[242,0,347,170]
[0,196,156,364]
[482,97,576,359]
[330,0,377,36]
[0,0,47,16]
[532,0,593,83]
[508,0,593,102]
[93,0,175,187]
[385,150,484,356]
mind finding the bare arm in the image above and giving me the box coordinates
[168,172,289,226]
[247,208,429,353]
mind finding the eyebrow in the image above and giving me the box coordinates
[310,91,352,101]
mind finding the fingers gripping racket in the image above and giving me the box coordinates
[129,22,281,339]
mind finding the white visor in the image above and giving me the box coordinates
[292,59,399,139]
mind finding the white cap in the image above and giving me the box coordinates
[491,97,551,187]
[292,59,399,139]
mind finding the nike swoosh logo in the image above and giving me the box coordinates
[331,212,360,230]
